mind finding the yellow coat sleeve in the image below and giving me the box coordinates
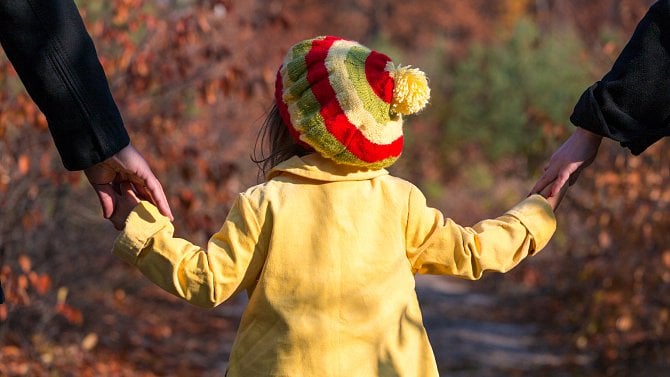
[112,194,267,308]
[405,189,556,279]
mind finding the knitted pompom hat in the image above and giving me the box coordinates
[275,36,430,169]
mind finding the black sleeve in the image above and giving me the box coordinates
[570,0,670,155]
[0,0,129,170]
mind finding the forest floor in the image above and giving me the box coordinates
[416,274,592,376]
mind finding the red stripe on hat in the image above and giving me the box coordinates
[365,51,393,103]
[305,37,403,163]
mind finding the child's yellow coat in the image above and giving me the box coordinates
[113,153,556,377]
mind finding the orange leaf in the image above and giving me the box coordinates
[18,255,31,273]
[56,303,83,325]
[18,154,30,175]
[1,265,11,279]
[36,113,47,129]
[28,272,51,295]
[17,275,28,291]
[663,250,670,268]
[82,332,99,351]
[0,345,20,357]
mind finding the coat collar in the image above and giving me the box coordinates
[267,153,389,182]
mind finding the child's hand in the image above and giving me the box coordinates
[109,182,141,230]
[539,178,568,211]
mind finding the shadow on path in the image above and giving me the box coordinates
[416,275,593,376]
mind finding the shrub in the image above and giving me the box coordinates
[440,18,593,166]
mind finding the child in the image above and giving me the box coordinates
[110,36,560,377]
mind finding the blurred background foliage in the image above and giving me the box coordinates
[0,0,668,376]
[444,18,591,164]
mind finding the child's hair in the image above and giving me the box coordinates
[252,102,310,177]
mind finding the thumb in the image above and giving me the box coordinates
[92,184,117,219]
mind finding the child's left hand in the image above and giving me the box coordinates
[109,182,141,230]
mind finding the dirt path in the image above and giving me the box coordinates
[416,274,592,376]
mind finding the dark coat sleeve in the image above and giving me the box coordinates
[0,0,129,170]
[570,0,670,155]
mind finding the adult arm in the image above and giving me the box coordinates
[533,0,670,196]
[0,1,172,219]
[0,0,129,170]
[570,0,670,154]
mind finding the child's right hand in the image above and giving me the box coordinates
[109,182,141,230]
[539,178,568,211]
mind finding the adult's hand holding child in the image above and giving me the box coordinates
[531,128,602,198]
[84,144,173,222]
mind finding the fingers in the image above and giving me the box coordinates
[131,173,173,221]
[92,183,117,219]
[144,178,173,221]
[538,177,554,198]
[532,159,583,196]
[86,144,173,222]
[551,169,572,197]
[131,177,154,201]
[120,182,141,204]
[530,178,549,196]
[549,179,570,211]
[537,178,567,211]
[110,144,174,221]
[108,183,141,230]
[549,179,564,199]
[108,190,126,230]
[530,167,557,195]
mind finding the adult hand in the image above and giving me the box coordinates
[84,144,173,221]
[531,127,602,197]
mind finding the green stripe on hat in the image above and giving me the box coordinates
[344,45,392,126]
[286,38,317,82]
[283,40,313,100]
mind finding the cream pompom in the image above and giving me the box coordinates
[387,62,430,115]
